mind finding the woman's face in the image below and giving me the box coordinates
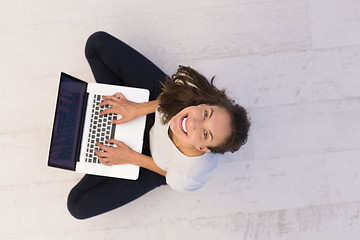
[169,104,232,152]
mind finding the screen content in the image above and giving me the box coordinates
[48,74,87,170]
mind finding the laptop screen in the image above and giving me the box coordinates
[48,73,87,170]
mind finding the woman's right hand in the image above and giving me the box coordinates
[98,92,141,124]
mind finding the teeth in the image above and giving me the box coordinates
[182,116,188,133]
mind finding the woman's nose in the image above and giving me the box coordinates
[191,117,203,130]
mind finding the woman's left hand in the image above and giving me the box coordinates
[95,139,135,166]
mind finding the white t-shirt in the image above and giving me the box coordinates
[149,108,221,193]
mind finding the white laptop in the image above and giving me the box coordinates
[47,72,149,180]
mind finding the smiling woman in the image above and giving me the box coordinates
[67,32,251,220]
[168,104,232,155]
[158,66,250,154]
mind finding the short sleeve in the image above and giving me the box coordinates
[165,171,207,193]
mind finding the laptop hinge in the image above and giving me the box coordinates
[75,92,89,162]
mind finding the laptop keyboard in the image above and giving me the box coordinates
[85,94,116,164]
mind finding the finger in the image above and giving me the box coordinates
[96,142,113,151]
[99,157,112,165]
[110,95,123,102]
[102,96,122,103]
[113,92,126,100]
[98,108,116,116]
[94,148,109,158]
[111,118,126,124]
[106,139,123,146]
[98,99,116,107]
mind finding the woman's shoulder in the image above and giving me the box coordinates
[188,152,221,172]
[166,153,221,193]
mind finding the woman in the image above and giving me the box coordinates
[67,32,250,219]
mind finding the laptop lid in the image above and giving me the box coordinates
[48,73,88,170]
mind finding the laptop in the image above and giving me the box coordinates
[47,72,149,180]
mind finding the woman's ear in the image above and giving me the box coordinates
[197,146,211,153]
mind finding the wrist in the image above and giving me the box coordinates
[129,150,141,165]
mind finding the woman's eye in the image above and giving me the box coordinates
[203,130,208,139]
[204,110,208,120]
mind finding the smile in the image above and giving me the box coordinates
[180,115,188,135]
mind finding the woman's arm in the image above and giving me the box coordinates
[135,98,159,117]
[130,150,167,176]
[99,92,159,124]
[95,139,167,176]
[95,93,164,175]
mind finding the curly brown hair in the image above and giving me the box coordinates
[158,65,250,154]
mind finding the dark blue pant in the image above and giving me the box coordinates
[67,32,167,220]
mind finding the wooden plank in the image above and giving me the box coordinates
[308,0,360,48]
[0,1,311,79]
[230,98,360,161]
[190,46,360,108]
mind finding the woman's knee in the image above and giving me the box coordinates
[85,31,111,58]
[67,189,90,220]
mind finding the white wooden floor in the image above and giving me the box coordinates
[1,0,360,239]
